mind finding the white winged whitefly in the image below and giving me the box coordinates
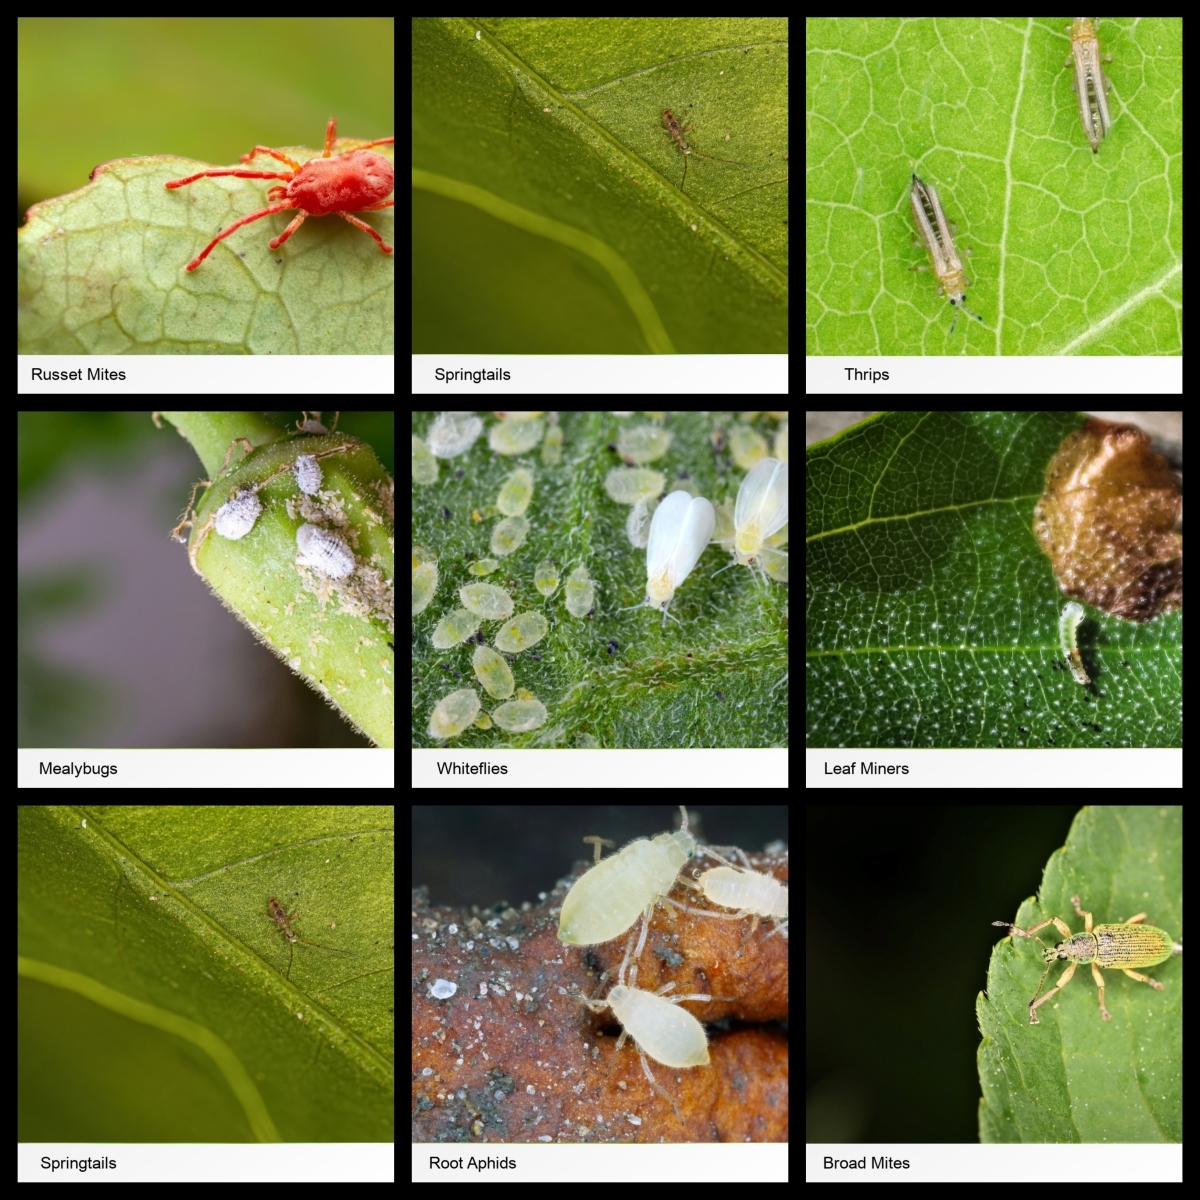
[908,174,984,334]
[713,458,788,583]
[628,490,715,625]
[1064,18,1113,154]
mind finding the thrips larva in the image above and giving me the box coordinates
[1058,601,1091,686]
[993,894,1181,1025]
[558,805,696,947]
[572,918,713,1125]
[1065,18,1113,154]
[909,174,984,334]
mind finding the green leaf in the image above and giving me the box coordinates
[18,137,394,355]
[412,412,788,747]
[17,806,394,1142]
[162,412,395,748]
[411,17,788,354]
[805,18,1183,355]
[978,805,1182,1143]
[805,411,1182,748]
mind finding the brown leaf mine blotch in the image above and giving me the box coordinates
[1034,418,1182,622]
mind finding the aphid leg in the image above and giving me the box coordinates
[638,1049,685,1125]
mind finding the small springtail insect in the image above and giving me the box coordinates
[1058,601,1091,686]
[909,174,984,334]
[1065,18,1113,154]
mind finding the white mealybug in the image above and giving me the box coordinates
[641,491,715,623]
[295,523,355,579]
[214,488,261,539]
[293,454,322,495]
[726,458,788,568]
[1058,601,1091,686]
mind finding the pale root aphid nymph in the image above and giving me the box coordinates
[681,846,789,955]
[558,805,697,947]
[573,918,713,1125]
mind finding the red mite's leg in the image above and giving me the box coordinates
[183,200,296,271]
[268,211,309,250]
[338,211,394,253]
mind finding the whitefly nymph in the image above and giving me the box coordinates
[296,523,355,579]
[214,488,262,540]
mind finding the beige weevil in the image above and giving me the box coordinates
[573,917,713,1124]
[558,806,697,947]
[680,846,789,954]
[993,894,1181,1024]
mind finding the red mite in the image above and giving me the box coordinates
[165,118,394,271]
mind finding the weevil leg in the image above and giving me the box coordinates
[1071,895,1094,934]
[1029,960,1078,1024]
[1089,961,1112,1020]
[1122,913,1150,925]
[995,915,1073,941]
[1120,967,1165,991]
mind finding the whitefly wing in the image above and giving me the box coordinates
[735,458,789,543]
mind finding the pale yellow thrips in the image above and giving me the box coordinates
[909,174,983,334]
[1065,18,1113,154]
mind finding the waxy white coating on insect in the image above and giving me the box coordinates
[428,689,481,739]
[490,515,530,557]
[496,468,535,516]
[1059,601,1090,686]
[558,805,697,946]
[494,611,549,653]
[573,919,712,1124]
[295,523,355,578]
[214,488,261,539]
[412,560,439,615]
[605,467,665,506]
[644,491,715,616]
[564,565,594,618]
[428,412,484,458]
[432,608,482,649]
[473,643,515,699]
[730,457,788,566]
[293,454,322,495]
[491,696,548,732]
[488,416,544,456]
[459,583,514,620]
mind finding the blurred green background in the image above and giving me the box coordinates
[18,17,394,226]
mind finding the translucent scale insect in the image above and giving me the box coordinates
[1065,18,1113,154]
[909,174,984,334]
